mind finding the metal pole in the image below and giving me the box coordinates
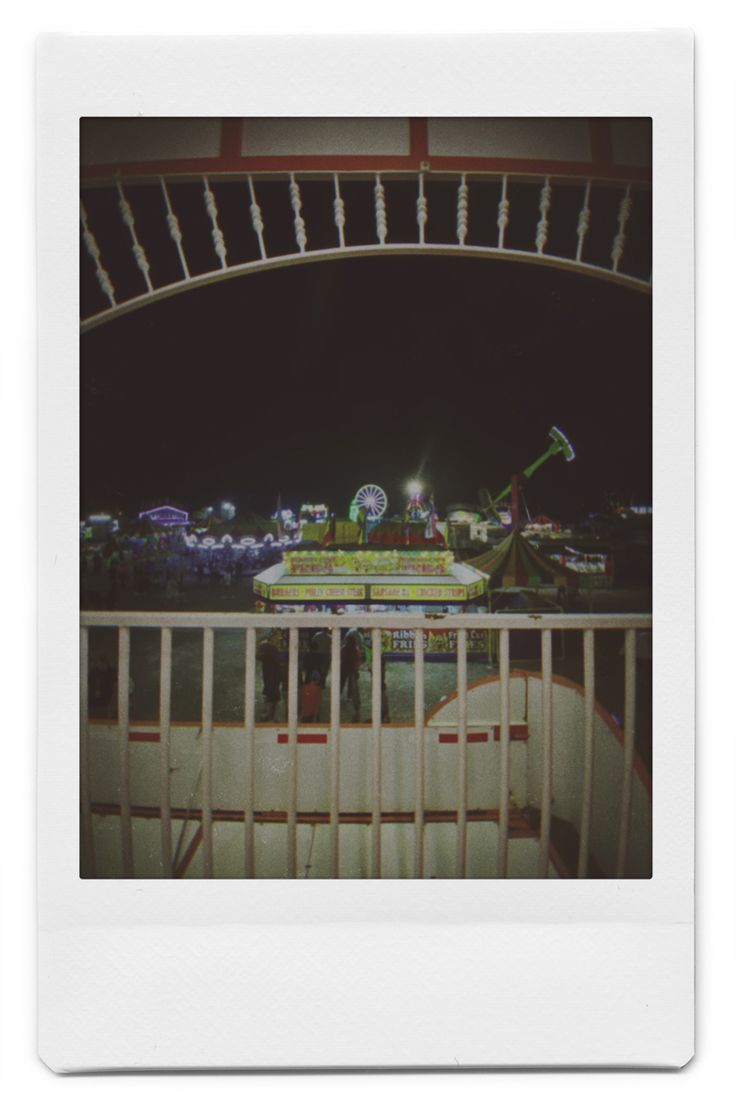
[538,629,554,878]
[577,629,596,877]
[497,629,510,877]
[456,628,468,878]
[80,627,95,876]
[329,627,342,878]
[413,628,425,879]
[287,628,299,877]
[244,627,256,878]
[616,629,637,875]
[159,627,173,877]
[117,626,133,877]
[371,628,382,878]
[201,627,214,877]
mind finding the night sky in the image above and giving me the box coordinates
[80,254,651,523]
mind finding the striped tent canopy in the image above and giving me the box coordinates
[468,531,579,591]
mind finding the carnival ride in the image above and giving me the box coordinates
[350,483,388,522]
[479,425,575,523]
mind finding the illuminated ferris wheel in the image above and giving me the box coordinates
[354,483,388,520]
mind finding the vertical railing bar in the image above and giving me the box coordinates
[535,176,552,254]
[79,626,95,877]
[329,627,342,878]
[497,629,510,877]
[575,179,592,263]
[287,628,299,876]
[374,173,388,244]
[456,173,469,246]
[577,628,596,877]
[333,173,346,249]
[611,182,633,273]
[538,629,554,878]
[115,177,153,292]
[244,626,256,878]
[160,175,191,279]
[289,173,308,254]
[117,626,134,877]
[202,174,228,269]
[497,174,510,250]
[80,200,116,308]
[159,627,173,877]
[246,175,267,260]
[201,627,214,877]
[413,628,425,879]
[456,628,468,878]
[371,627,382,879]
[616,629,637,875]
[416,172,428,245]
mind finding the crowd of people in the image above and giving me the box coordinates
[81,531,283,609]
[257,627,390,724]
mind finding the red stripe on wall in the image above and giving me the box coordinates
[128,731,161,743]
[438,732,489,743]
[277,732,328,744]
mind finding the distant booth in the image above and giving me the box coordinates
[138,504,189,528]
[253,549,489,660]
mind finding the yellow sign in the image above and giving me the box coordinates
[270,584,366,601]
[370,584,467,601]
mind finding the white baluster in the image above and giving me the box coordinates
[497,175,510,249]
[247,175,267,260]
[371,628,382,879]
[80,202,116,308]
[456,174,469,246]
[330,627,342,878]
[159,627,173,877]
[289,173,307,254]
[611,183,633,272]
[497,628,510,877]
[80,627,95,877]
[576,179,592,263]
[413,628,425,879]
[244,627,256,878]
[538,629,553,877]
[374,173,388,245]
[616,629,637,875]
[333,173,346,248]
[535,177,552,254]
[202,175,227,268]
[116,178,153,292]
[160,176,190,279]
[416,173,428,244]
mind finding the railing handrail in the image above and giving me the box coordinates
[81,610,652,631]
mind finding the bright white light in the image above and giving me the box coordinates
[406,480,423,496]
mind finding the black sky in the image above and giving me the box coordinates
[80,254,651,522]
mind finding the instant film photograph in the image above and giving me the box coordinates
[79,115,653,881]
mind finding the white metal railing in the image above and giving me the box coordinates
[80,171,651,329]
[80,610,651,880]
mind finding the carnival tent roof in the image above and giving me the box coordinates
[468,531,579,590]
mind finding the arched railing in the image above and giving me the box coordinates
[81,170,651,330]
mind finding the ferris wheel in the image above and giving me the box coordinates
[354,483,388,520]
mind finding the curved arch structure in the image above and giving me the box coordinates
[80,119,651,329]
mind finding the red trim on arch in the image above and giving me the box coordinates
[409,118,429,161]
[220,118,243,159]
[589,118,614,167]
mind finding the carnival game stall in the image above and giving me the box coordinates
[253,548,490,660]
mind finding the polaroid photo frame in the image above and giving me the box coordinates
[37,33,693,1070]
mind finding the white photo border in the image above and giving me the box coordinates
[37,32,693,1070]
